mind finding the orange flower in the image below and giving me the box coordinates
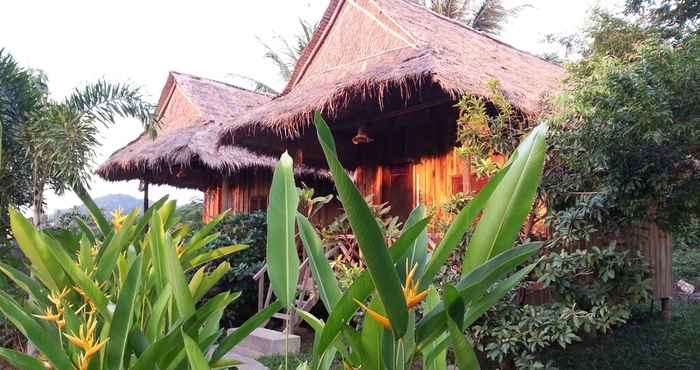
[354,264,430,330]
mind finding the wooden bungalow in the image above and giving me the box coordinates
[213,0,565,222]
[97,72,331,219]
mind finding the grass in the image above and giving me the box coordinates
[258,352,311,369]
[541,302,700,370]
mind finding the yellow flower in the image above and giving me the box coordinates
[48,287,70,308]
[354,264,430,330]
[402,264,429,309]
[354,299,391,330]
[64,313,108,369]
[111,208,127,230]
[33,307,62,322]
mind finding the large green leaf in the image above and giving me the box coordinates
[183,331,212,370]
[446,313,480,370]
[147,284,172,340]
[462,123,547,273]
[266,152,300,308]
[423,263,538,360]
[0,262,50,307]
[314,216,431,357]
[95,208,139,282]
[184,244,247,271]
[419,162,511,289]
[0,348,47,370]
[297,213,341,310]
[106,256,143,370]
[314,112,408,337]
[155,215,195,319]
[192,262,231,303]
[44,236,111,318]
[73,182,111,236]
[415,243,540,348]
[397,204,429,282]
[0,291,72,369]
[183,210,230,255]
[421,289,446,370]
[360,296,388,370]
[8,208,66,291]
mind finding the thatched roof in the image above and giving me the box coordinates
[97,72,328,189]
[219,0,565,141]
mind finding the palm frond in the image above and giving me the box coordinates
[65,80,157,135]
[429,0,470,21]
[468,0,530,35]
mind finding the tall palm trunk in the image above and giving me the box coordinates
[31,170,44,227]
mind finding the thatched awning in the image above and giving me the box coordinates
[218,0,565,141]
[96,125,328,189]
[97,72,329,189]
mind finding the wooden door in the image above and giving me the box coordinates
[381,163,414,221]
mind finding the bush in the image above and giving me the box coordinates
[468,244,652,369]
[202,211,267,327]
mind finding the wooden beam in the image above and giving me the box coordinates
[332,98,453,131]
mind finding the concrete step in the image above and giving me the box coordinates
[228,327,301,357]
[220,350,267,370]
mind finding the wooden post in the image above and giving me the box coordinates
[142,181,149,213]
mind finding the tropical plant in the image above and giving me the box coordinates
[0,49,47,242]
[0,191,288,370]
[417,0,530,36]
[16,80,156,227]
[260,112,548,370]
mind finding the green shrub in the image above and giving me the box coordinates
[203,211,267,327]
[468,244,652,369]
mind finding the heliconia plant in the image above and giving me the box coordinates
[0,193,286,370]
[262,112,548,370]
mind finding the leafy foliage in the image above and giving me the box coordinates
[455,80,527,178]
[469,244,652,369]
[0,192,283,370]
[625,0,700,40]
[546,34,700,232]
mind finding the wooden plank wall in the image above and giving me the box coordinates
[353,148,470,220]
[620,222,673,299]
[202,170,339,225]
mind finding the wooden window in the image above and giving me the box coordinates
[451,175,464,194]
[381,163,414,221]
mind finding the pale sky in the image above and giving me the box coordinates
[0,0,621,213]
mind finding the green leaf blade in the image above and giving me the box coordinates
[266,152,301,308]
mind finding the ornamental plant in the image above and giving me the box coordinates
[0,193,285,370]
[263,113,548,370]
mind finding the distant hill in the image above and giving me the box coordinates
[52,194,143,219]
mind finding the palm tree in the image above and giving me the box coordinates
[418,0,529,36]
[17,80,155,226]
[232,19,316,94]
[0,49,47,235]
